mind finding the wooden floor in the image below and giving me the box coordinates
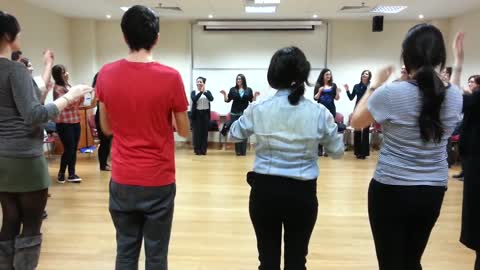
[34,148,473,269]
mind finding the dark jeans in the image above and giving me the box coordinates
[109,180,175,270]
[56,123,81,176]
[230,114,248,155]
[247,172,318,270]
[476,251,480,270]
[354,127,370,157]
[368,179,445,270]
[192,110,209,155]
[97,123,112,169]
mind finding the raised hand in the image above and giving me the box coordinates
[220,90,227,96]
[254,91,260,97]
[42,49,54,67]
[370,66,394,90]
[344,84,350,92]
[67,85,93,100]
[453,31,465,65]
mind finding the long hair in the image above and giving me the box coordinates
[360,70,372,84]
[52,65,69,87]
[235,74,247,90]
[267,46,311,105]
[402,23,447,143]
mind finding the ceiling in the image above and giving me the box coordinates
[24,0,480,21]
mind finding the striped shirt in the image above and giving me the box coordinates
[368,81,463,186]
[53,85,84,124]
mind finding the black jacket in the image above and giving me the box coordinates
[460,90,480,157]
[190,90,214,120]
[227,87,253,114]
[347,83,368,106]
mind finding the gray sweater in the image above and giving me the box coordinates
[0,58,59,158]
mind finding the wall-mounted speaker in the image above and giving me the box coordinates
[372,16,384,32]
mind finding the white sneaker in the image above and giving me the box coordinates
[67,175,82,183]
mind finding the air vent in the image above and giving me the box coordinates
[153,2,183,12]
[339,3,371,13]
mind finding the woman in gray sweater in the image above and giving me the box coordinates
[0,11,91,270]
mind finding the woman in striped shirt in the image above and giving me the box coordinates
[352,24,463,269]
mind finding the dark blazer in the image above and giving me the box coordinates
[460,90,480,157]
[191,90,214,120]
[227,87,253,114]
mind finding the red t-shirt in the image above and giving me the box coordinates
[96,59,188,187]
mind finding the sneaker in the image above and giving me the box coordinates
[42,211,48,220]
[67,174,82,183]
[57,174,65,184]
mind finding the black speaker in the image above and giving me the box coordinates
[372,16,384,32]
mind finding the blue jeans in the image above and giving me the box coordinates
[109,180,176,270]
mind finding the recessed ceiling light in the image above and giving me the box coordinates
[254,0,280,4]
[370,6,408,14]
[208,14,214,19]
[120,6,130,12]
[419,14,425,19]
[245,6,277,13]
[106,14,112,19]
[313,14,318,18]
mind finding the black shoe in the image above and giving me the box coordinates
[100,165,112,171]
[67,174,82,183]
[42,211,48,220]
[57,174,65,184]
[452,172,464,179]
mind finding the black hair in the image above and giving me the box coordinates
[11,50,22,61]
[360,70,372,84]
[402,23,447,143]
[267,46,311,105]
[92,72,99,87]
[196,76,206,83]
[468,75,480,85]
[0,11,20,43]
[316,68,333,86]
[19,57,29,67]
[52,64,69,87]
[235,74,247,90]
[445,67,452,77]
[121,5,160,52]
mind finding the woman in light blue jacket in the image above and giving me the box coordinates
[230,46,344,270]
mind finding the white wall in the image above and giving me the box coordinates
[448,9,480,86]
[0,0,72,81]
[94,20,192,92]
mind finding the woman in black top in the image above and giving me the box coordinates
[191,76,214,155]
[220,74,259,156]
[92,73,112,171]
[460,75,480,270]
[314,69,341,156]
[450,32,480,270]
[346,70,372,159]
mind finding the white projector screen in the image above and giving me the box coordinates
[191,24,328,115]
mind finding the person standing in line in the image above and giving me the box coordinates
[230,46,344,270]
[191,76,213,155]
[95,5,190,270]
[0,10,91,269]
[345,70,372,159]
[220,74,259,156]
[351,24,463,270]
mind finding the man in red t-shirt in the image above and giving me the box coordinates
[95,5,190,270]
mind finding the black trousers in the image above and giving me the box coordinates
[247,172,318,270]
[354,127,370,157]
[192,110,210,155]
[56,123,81,176]
[109,180,176,270]
[231,114,248,155]
[368,179,445,270]
[96,119,112,169]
